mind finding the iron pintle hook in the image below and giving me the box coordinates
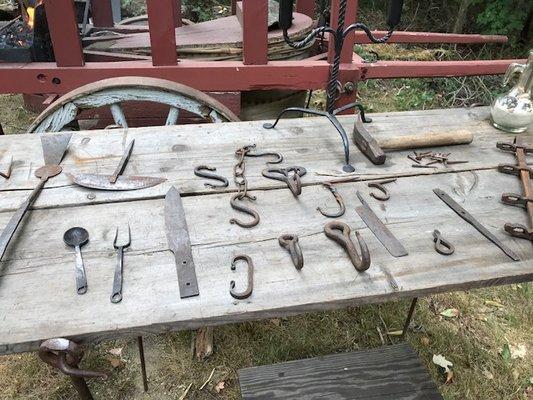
[194,165,229,188]
[278,234,304,270]
[367,178,397,201]
[262,166,307,196]
[317,182,346,218]
[230,254,254,299]
[324,221,371,271]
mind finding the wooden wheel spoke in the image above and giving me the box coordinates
[165,107,180,125]
[110,103,128,128]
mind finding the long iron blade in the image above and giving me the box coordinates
[355,191,408,257]
[40,133,72,166]
[433,188,520,261]
[68,173,166,191]
[164,186,199,298]
[110,139,135,183]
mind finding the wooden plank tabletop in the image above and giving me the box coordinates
[0,107,531,355]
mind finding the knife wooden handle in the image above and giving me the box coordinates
[378,129,473,151]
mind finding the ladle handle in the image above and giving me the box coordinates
[0,177,47,261]
[74,245,88,295]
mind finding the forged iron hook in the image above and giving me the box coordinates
[230,254,254,299]
[245,150,283,164]
[262,166,307,196]
[194,165,229,188]
[278,234,304,270]
[432,230,455,255]
[317,182,345,218]
[368,178,396,201]
[324,221,371,272]
[229,194,260,228]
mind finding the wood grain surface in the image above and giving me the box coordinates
[238,343,443,399]
[0,107,531,355]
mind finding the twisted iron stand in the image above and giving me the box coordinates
[263,1,395,172]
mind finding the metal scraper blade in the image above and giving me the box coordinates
[40,133,73,166]
[68,173,166,191]
[355,191,408,257]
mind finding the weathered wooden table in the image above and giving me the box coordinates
[0,107,531,357]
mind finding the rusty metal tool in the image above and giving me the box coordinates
[0,133,71,262]
[433,188,520,261]
[194,165,229,188]
[111,224,131,303]
[230,193,260,228]
[317,182,345,218]
[63,227,89,295]
[497,137,533,241]
[230,254,253,300]
[432,229,455,255]
[68,139,166,191]
[165,186,199,298]
[231,145,260,228]
[355,191,408,257]
[262,166,307,196]
[324,221,371,271]
[353,113,386,165]
[0,156,13,179]
[278,234,304,270]
[39,338,107,400]
[368,178,397,201]
[110,139,134,183]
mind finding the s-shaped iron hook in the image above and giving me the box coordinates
[229,194,260,228]
[194,165,229,189]
[324,221,371,271]
[317,182,346,218]
[230,254,254,299]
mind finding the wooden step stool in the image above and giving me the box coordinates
[238,343,443,399]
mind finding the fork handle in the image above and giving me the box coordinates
[110,247,123,303]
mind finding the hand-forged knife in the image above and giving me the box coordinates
[68,139,166,191]
[165,186,199,298]
[433,188,520,261]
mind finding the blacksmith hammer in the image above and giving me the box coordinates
[353,114,386,165]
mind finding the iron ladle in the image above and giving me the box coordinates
[64,227,89,295]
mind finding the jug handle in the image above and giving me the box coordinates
[503,63,525,86]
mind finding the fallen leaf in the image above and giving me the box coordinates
[485,300,504,308]
[214,381,225,393]
[420,336,431,346]
[108,347,123,357]
[445,370,454,384]
[482,370,494,380]
[387,330,403,336]
[105,355,124,368]
[432,354,453,373]
[509,344,527,359]
[500,343,511,364]
[440,308,459,318]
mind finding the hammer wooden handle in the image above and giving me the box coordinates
[378,129,474,151]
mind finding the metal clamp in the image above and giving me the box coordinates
[278,234,304,270]
[324,221,371,272]
[498,163,533,178]
[317,182,345,218]
[432,230,455,255]
[504,223,533,241]
[497,141,533,154]
[501,192,533,208]
[262,166,307,196]
[230,254,254,300]
[194,165,229,188]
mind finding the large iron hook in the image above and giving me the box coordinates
[194,165,229,189]
[230,254,254,299]
[262,166,307,196]
[368,178,397,201]
[245,149,283,164]
[317,182,346,218]
[229,194,260,228]
[324,221,371,271]
[278,234,304,270]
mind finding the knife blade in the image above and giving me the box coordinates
[355,191,408,257]
[68,173,166,191]
[433,188,520,261]
[165,186,199,298]
[110,139,135,183]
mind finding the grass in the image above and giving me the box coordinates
[0,42,531,399]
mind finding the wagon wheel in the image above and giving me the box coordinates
[27,77,240,133]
